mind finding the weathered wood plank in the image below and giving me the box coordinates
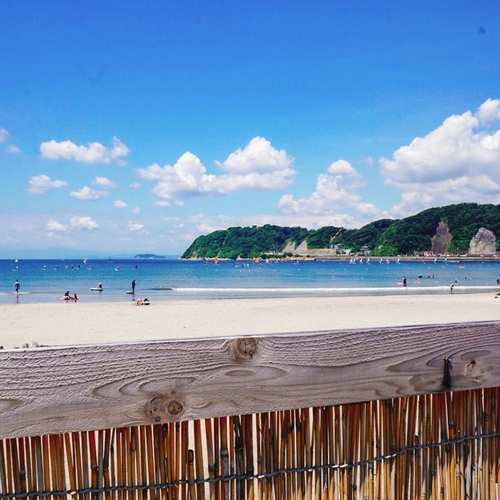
[1,321,500,439]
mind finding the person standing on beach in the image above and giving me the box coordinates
[403,276,407,287]
[131,279,136,294]
[14,279,20,295]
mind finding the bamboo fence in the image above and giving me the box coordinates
[1,387,500,499]
[3,321,500,498]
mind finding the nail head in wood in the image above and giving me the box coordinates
[145,393,184,423]
[168,401,183,415]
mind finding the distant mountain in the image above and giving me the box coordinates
[181,203,500,259]
[134,253,167,259]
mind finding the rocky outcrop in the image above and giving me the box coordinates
[468,227,496,255]
[282,240,308,255]
[431,222,452,255]
[281,240,339,258]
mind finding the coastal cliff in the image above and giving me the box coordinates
[469,227,496,255]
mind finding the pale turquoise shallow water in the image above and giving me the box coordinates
[1,258,500,304]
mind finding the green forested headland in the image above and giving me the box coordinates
[181,203,500,259]
[182,226,308,259]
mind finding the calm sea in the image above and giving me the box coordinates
[1,258,500,304]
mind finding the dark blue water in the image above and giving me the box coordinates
[1,258,500,304]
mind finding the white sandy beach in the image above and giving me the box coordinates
[1,293,500,349]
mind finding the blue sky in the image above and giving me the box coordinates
[1,1,499,258]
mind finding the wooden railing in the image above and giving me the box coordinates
[1,320,500,439]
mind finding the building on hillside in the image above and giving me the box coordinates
[360,246,372,256]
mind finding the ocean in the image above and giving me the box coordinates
[2,258,500,305]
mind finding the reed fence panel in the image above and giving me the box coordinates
[0,389,499,499]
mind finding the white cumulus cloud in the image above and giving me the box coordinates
[380,98,500,216]
[137,137,296,201]
[7,145,20,153]
[356,202,388,219]
[132,207,141,214]
[129,182,141,189]
[40,137,130,164]
[278,160,364,215]
[476,98,500,125]
[70,186,108,200]
[93,176,117,188]
[128,222,144,231]
[28,174,68,194]
[216,136,294,175]
[137,152,221,199]
[113,200,128,208]
[46,219,67,231]
[71,216,99,230]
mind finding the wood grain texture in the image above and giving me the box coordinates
[1,321,500,439]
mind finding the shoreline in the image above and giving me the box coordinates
[184,255,500,262]
[3,255,499,262]
[1,293,499,349]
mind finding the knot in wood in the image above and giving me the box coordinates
[234,337,258,360]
